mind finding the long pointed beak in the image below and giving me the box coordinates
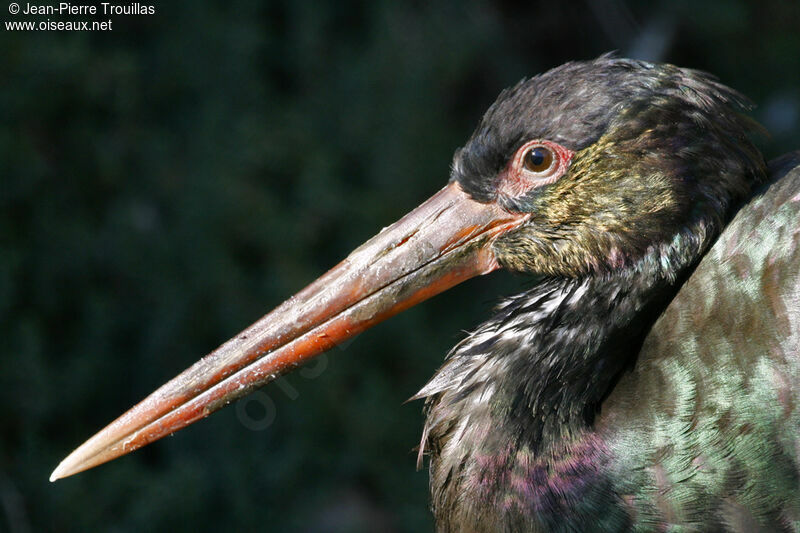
[51,182,528,481]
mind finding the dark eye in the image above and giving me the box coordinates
[498,139,573,198]
[523,146,554,173]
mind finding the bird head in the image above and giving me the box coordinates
[51,56,765,481]
[455,57,764,278]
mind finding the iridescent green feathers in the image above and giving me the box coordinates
[600,152,800,531]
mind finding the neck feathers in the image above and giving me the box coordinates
[415,223,714,531]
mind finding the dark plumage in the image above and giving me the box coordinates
[52,56,800,532]
[415,58,799,531]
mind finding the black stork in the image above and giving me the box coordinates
[52,56,800,531]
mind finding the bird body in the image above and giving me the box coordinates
[419,152,800,531]
[52,57,800,532]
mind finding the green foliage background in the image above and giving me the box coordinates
[2,1,799,531]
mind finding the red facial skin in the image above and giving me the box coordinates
[497,140,575,199]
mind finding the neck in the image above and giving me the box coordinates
[416,225,712,531]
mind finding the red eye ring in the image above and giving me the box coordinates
[498,139,574,198]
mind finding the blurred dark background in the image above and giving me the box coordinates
[2,1,799,531]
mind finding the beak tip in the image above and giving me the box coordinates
[49,449,88,482]
[49,463,66,482]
